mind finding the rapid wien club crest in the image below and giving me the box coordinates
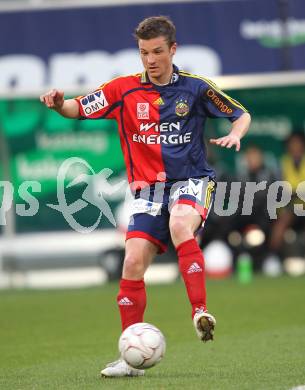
[175,99,189,117]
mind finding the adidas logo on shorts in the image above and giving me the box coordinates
[187,262,203,274]
[118,297,134,306]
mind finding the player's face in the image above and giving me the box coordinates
[138,36,177,85]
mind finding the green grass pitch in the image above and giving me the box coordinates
[0,276,305,389]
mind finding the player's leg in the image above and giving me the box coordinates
[101,238,158,378]
[117,237,159,330]
[101,201,170,377]
[169,178,216,342]
[118,195,169,329]
[169,204,208,314]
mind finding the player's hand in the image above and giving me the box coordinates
[209,134,241,152]
[40,89,65,109]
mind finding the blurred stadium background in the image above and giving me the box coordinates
[0,0,305,287]
[1,1,305,389]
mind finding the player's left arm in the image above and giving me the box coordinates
[201,78,251,152]
[210,112,251,152]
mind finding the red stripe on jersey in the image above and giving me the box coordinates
[121,89,166,188]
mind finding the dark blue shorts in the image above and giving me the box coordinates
[126,177,216,253]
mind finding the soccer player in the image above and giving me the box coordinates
[40,16,251,377]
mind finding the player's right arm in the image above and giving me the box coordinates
[40,89,80,118]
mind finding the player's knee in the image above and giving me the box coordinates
[169,217,192,243]
[123,254,145,278]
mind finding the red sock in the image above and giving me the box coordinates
[117,278,146,330]
[176,238,207,318]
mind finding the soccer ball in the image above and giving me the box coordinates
[119,322,166,369]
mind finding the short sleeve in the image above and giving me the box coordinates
[75,78,122,120]
[201,78,248,122]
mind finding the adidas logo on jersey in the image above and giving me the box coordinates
[118,297,134,306]
[153,97,165,105]
[187,262,203,274]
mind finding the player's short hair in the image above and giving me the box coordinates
[134,16,176,47]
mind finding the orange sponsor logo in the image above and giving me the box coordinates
[207,89,233,114]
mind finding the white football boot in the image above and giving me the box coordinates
[100,359,145,378]
[193,310,216,342]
